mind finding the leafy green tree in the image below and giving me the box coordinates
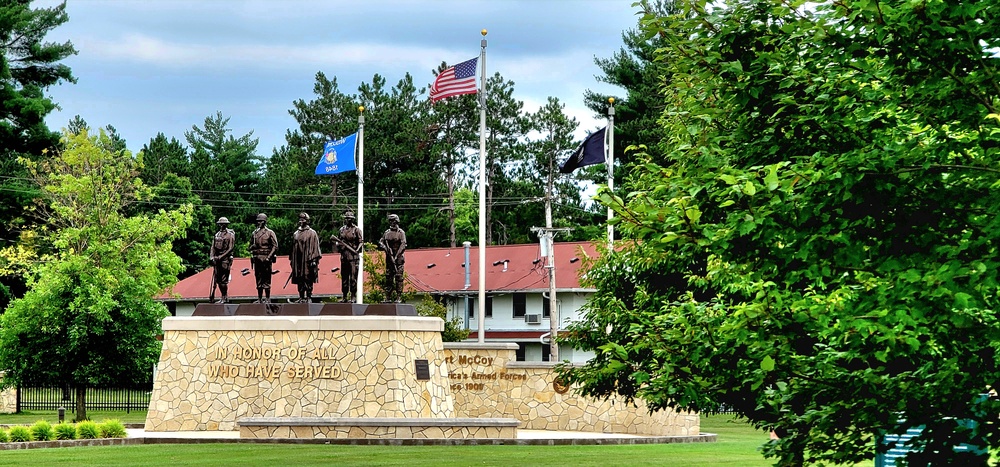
[560,1,1000,466]
[414,294,469,342]
[143,173,213,279]
[0,129,192,421]
[62,115,127,156]
[0,0,76,308]
[134,134,211,278]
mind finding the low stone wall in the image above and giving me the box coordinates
[444,343,698,437]
[238,417,518,439]
[145,316,453,432]
[0,388,15,414]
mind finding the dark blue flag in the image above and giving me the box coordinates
[315,133,357,175]
[559,127,606,174]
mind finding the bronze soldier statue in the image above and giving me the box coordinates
[378,213,406,303]
[209,216,235,303]
[290,212,321,303]
[249,213,278,303]
[332,210,363,303]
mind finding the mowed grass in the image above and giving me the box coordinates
[0,414,876,466]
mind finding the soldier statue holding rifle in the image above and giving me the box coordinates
[209,216,235,303]
[249,213,278,303]
[331,210,363,303]
[378,213,406,303]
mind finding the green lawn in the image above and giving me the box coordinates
[0,414,876,466]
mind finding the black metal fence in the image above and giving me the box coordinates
[16,386,151,413]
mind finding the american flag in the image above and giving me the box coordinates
[429,57,478,102]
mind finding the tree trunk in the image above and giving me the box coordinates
[75,385,87,421]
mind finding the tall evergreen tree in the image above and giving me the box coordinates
[358,73,445,248]
[0,129,192,421]
[0,0,76,307]
[482,73,531,244]
[524,97,600,242]
[428,62,479,248]
[185,112,261,250]
[583,0,676,169]
[140,132,190,187]
[264,71,359,252]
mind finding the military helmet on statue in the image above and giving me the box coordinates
[256,213,267,222]
[387,213,399,222]
[216,217,230,225]
[344,210,356,220]
[298,212,310,221]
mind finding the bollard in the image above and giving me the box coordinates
[58,406,65,423]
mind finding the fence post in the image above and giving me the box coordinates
[15,387,20,413]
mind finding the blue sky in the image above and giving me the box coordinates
[38,0,641,157]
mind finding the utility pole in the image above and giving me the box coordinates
[532,124,571,361]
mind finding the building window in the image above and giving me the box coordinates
[542,297,550,318]
[516,343,526,362]
[469,295,493,318]
[512,293,526,318]
[542,345,550,362]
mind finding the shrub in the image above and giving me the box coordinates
[30,420,54,441]
[0,428,9,443]
[76,420,99,439]
[54,422,78,440]
[8,425,32,442]
[98,419,126,438]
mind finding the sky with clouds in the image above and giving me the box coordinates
[38,0,642,157]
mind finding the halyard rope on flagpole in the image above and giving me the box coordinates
[607,97,615,249]
[477,29,488,343]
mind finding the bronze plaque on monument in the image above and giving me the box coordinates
[414,359,430,381]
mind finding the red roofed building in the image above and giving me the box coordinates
[160,241,601,362]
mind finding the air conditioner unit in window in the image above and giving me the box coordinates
[525,314,542,324]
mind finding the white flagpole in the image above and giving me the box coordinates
[356,106,365,304]
[478,29,488,343]
[607,98,615,249]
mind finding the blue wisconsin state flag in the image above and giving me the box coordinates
[315,133,357,175]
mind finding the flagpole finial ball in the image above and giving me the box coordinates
[608,97,615,104]
[481,29,487,36]
[358,105,364,113]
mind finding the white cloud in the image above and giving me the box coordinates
[76,34,454,72]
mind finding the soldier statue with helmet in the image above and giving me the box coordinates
[332,209,363,303]
[249,213,279,303]
[209,216,236,303]
[378,213,407,302]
